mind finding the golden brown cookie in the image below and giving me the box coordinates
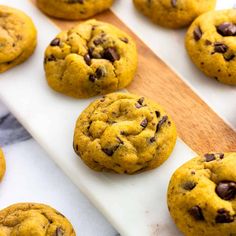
[37,0,114,20]
[0,148,6,181]
[0,5,37,73]
[186,9,236,85]
[167,152,236,236]
[133,0,216,28]
[73,92,177,174]
[44,20,137,98]
[0,203,76,235]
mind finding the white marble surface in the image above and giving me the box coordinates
[0,102,117,236]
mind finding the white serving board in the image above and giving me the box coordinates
[0,0,233,235]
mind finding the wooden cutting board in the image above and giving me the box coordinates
[31,0,236,154]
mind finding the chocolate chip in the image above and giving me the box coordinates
[171,0,177,7]
[93,38,103,46]
[204,153,215,162]
[205,40,212,45]
[135,97,145,108]
[120,37,129,43]
[140,118,148,128]
[55,227,64,236]
[216,181,236,200]
[219,153,224,159]
[88,47,94,57]
[193,27,202,41]
[224,54,235,61]
[149,137,156,143]
[155,111,160,118]
[188,206,204,221]
[68,0,84,3]
[215,209,234,223]
[138,97,144,105]
[89,74,96,82]
[102,144,120,156]
[84,54,91,65]
[135,103,142,109]
[217,22,236,36]
[103,47,120,62]
[214,42,228,53]
[182,182,196,191]
[50,38,60,46]
[156,116,168,133]
[96,68,105,78]
[45,55,56,62]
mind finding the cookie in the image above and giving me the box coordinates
[73,92,177,174]
[133,0,216,29]
[0,5,37,73]
[0,203,75,235]
[37,0,114,20]
[44,20,138,98]
[167,152,236,236]
[186,9,236,85]
[0,149,6,181]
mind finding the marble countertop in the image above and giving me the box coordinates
[0,100,117,235]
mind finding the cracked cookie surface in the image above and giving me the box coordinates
[167,152,236,236]
[0,149,5,181]
[0,5,37,73]
[0,203,75,235]
[37,0,114,20]
[44,20,137,98]
[73,93,177,174]
[186,9,236,85]
[133,0,216,28]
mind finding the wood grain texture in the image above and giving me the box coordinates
[32,0,236,154]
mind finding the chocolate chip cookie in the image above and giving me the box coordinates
[0,203,75,235]
[37,0,114,20]
[186,9,236,85]
[0,5,37,73]
[0,148,6,181]
[73,92,177,174]
[167,152,236,236]
[44,20,137,98]
[133,0,216,28]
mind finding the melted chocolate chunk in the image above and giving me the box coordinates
[214,42,228,53]
[204,153,215,162]
[224,54,235,61]
[171,0,177,7]
[193,27,202,41]
[96,67,105,78]
[84,54,91,65]
[120,37,129,43]
[182,182,196,191]
[217,22,236,36]
[103,47,120,62]
[140,118,148,128]
[188,206,204,221]
[216,181,236,200]
[149,136,156,143]
[135,97,145,108]
[68,0,84,3]
[215,209,234,223]
[155,111,160,118]
[93,38,103,46]
[89,74,96,82]
[219,153,224,159]
[102,137,123,157]
[50,38,60,46]
[156,116,168,132]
